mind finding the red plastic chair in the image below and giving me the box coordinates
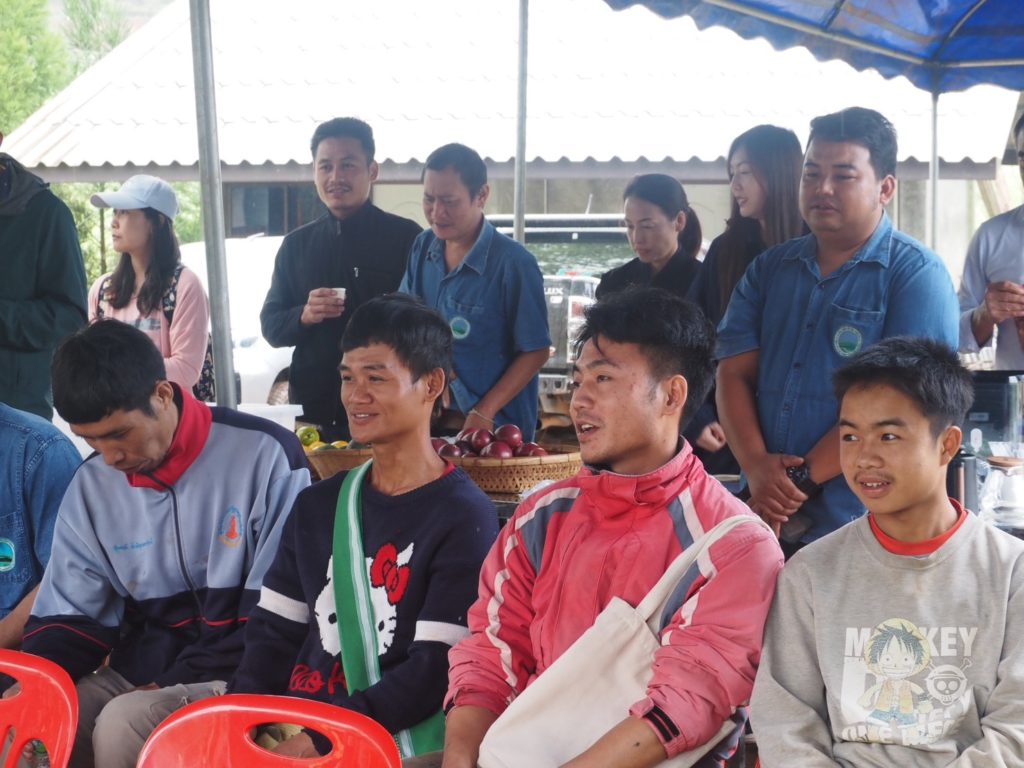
[0,649,78,768]
[136,694,401,767]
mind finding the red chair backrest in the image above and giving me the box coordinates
[0,650,78,768]
[135,694,401,767]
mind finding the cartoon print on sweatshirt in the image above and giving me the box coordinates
[367,542,413,656]
[839,617,977,747]
[313,543,414,658]
[314,556,341,656]
[858,619,933,726]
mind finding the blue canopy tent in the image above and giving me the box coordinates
[603,0,1024,245]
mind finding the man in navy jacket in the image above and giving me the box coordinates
[10,320,309,768]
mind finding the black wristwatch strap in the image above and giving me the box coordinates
[786,464,822,498]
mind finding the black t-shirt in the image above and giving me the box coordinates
[596,246,701,301]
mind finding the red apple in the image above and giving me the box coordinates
[438,443,464,459]
[455,439,476,456]
[494,423,524,450]
[515,442,548,457]
[468,428,494,454]
[430,437,449,453]
[481,440,514,459]
[455,427,477,443]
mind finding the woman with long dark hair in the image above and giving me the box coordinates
[685,125,804,473]
[597,173,703,299]
[689,125,804,325]
[88,175,212,395]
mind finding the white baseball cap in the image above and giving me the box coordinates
[91,175,179,221]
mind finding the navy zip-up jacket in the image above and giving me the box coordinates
[22,390,310,686]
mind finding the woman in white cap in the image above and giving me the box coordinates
[88,175,214,397]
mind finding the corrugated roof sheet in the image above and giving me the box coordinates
[6,0,1018,172]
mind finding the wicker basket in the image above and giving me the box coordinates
[452,446,582,496]
[306,445,582,494]
[306,449,373,481]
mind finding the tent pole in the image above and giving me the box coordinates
[930,90,939,250]
[188,0,235,407]
[513,0,529,244]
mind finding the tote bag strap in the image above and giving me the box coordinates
[637,514,771,629]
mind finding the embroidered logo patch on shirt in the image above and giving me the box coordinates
[450,316,471,340]
[0,538,14,572]
[218,507,243,547]
[834,325,864,357]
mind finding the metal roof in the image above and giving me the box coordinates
[6,0,1019,181]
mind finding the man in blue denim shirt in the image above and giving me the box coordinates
[0,402,81,647]
[717,107,958,555]
[400,143,550,441]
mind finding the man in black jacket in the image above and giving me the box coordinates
[260,118,421,439]
[0,133,88,420]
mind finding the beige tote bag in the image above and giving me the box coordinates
[478,513,771,768]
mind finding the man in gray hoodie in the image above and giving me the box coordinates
[0,133,88,420]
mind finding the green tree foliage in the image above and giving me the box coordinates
[171,182,204,245]
[0,0,69,135]
[64,0,130,75]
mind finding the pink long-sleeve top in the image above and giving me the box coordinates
[88,266,211,390]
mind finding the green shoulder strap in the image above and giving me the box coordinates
[333,461,446,757]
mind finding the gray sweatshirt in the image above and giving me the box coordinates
[750,513,1024,767]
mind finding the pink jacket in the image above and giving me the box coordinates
[446,444,784,757]
[88,266,210,390]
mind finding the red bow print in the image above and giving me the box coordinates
[370,542,411,605]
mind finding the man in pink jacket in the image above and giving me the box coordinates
[406,287,784,768]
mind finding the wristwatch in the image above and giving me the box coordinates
[786,464,822,498]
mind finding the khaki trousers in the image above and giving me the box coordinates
[70,666,225,768]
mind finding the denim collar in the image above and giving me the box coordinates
[425,218,495,276]
[784,211,893,269]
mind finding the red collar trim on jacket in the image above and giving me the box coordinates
[128,384,213,490]
[868,499,967,556]
[575,441,698,519]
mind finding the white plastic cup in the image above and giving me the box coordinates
[331,287,347,300]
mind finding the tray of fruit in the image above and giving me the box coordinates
[296,426,373,480]
[433,425,583,496]
[299,423,583,494]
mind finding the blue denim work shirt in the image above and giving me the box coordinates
[0,403,81,617]
[399,220,551,440]
[717,213,958,542]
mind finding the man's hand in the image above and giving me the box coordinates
[461,410,495,435]
[745,453,807,525]
[271,731,319,758]
[982,281,1024,325]
[300,287,346,326]
[695,422,727,453]
[441,705,498,768]
[559,716,668,768]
